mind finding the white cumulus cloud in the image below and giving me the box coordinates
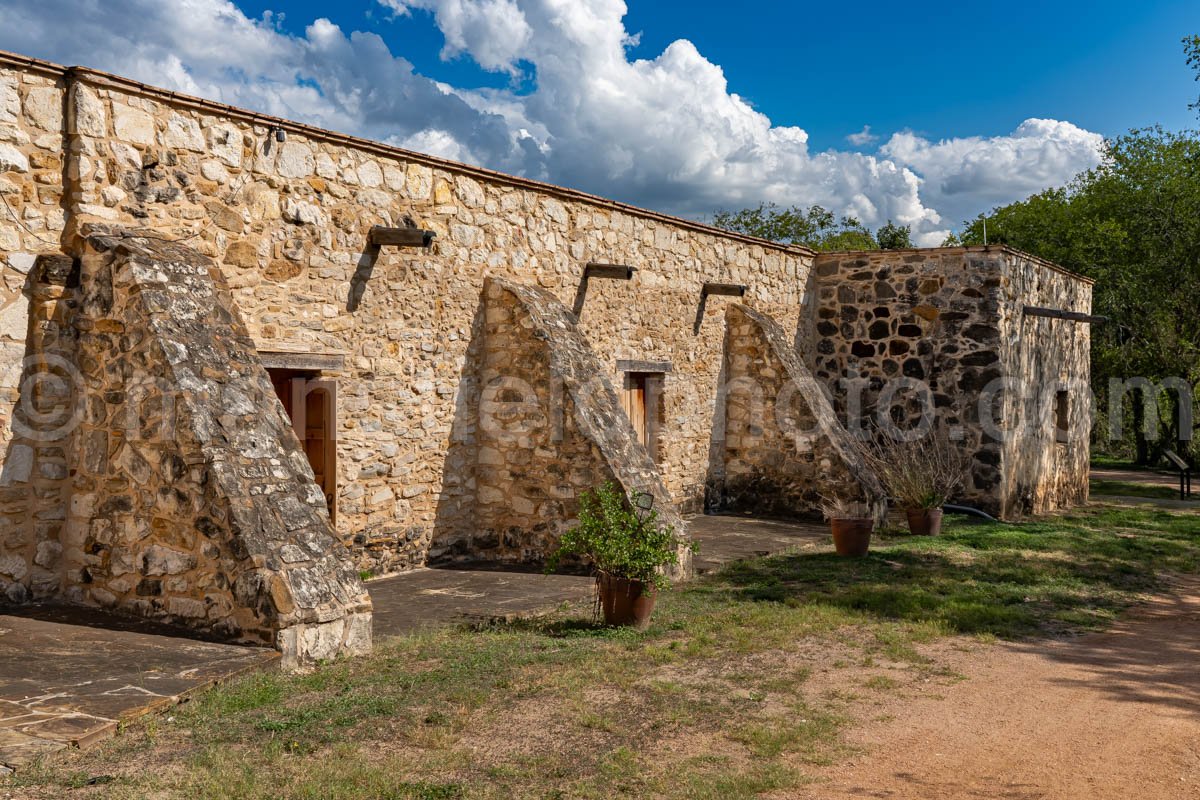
[846,125,879,147]
[881,119,1106,236]
[0,0,1105,243]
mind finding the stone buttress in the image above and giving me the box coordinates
[440,277,691,577]
[0,229,371,667]
[720,304,886,521]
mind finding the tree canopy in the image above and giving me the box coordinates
[876,220,914,250]
[711,203,877,251]
[959,126,1200,459]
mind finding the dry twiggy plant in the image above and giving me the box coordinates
[857,430,970,509]
[819,495,876,520]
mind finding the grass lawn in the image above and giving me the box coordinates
[10,503,1200,800]
[1089,453,1144,471]
[1090,478,1182,500]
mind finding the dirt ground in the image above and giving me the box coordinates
[808,576,1200,799]
[1090,466,1185,489]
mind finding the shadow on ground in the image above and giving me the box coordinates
[711,511,1200,640]
[1007,575,1200,717]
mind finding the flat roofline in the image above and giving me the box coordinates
[813,244,1095,286]
[0,49,815,259]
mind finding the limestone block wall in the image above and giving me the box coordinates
[9,56,808,575]
[0,229,371,664]
[808,246,1092,517]
[998,252,1092,515]
[720,304,885,521]
[0,49,1093,580]
[0,62,66,467]
[446,277,688,571]
[0,255,78,602]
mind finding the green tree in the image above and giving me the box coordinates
[876,220,913,249]
[1185,34,1200,114]
[960,126,1200,462]
[712,203,878,251]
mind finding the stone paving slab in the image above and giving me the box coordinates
[370,567,594,638]
[687,513,827,574]
[369,514,829,638]
[0,607,278,770]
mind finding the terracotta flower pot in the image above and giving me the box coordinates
[905,507,944,536]
[830,518,873,557]
[597,571,658,628]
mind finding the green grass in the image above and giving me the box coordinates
[1091,478,1182,500]
[10,504,1200,800]
[1090,453,1143,470]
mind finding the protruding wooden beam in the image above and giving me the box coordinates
[584,263,636,280]
[1023,305,1107,325]
[701,282,747,298]
[693,283,748,334]
[369,226,436,248]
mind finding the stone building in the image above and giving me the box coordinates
[0,50,1093,659]
[808,249,1093,517]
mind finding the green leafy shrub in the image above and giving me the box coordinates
[546,482,691,588]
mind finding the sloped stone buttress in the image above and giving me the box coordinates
[720,304,886,522]
[452,277,691,578]
[0,230,371,668]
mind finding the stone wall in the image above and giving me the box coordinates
[436,277,688,571]
[0,229,372,665]
[808,247,1092,517]
[0,48,1095,588]
[0,62,66,467]
[3,56,808,575]
[720,304,885,521]
[997,252,1093,515]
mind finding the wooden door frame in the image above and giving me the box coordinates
[620,370,665,464]
[268,368,339,524]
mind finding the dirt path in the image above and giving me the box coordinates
[810,577,1200,799]
[1091,465,1185,489]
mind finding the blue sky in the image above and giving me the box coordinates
[1,0,1196,242]
[236,0,1199,146]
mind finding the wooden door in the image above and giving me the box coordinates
[268,370,337,523]
[621,372,650,453]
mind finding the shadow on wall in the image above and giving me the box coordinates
[702,356,729,513]
[0,255,79,604]
[428,294,486,565]
[706,303,886,524]
[347,242,381,313]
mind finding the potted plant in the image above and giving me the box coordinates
[547,482,691,628]
[820,496,875,557]
[860,432,969,536]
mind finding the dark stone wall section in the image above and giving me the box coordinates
[808,247,1092,518]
